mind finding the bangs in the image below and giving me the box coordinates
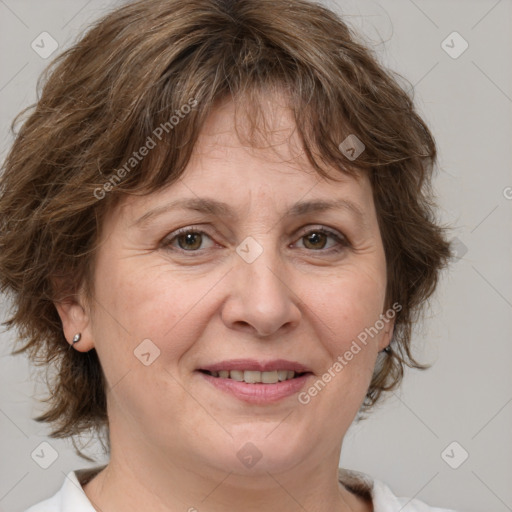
[80,0,422,208]
[94,67,364,210]
[0,0,448,448]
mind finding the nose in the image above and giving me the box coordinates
[220,247,302,338]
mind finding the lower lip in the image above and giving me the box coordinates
[197,371,312,404]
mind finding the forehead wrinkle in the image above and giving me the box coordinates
[131,195,370,232]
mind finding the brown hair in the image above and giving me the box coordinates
[0,0,451,458]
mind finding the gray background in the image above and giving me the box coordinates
[1,1,511,511]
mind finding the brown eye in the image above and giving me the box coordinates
[296,227,348,253]
[303,231,329,250]
[163,229,215,252]
[176,232,203,250]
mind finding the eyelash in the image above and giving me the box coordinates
[161,226,350,255]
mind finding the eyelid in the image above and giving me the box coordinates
[295,225,347,242]
[163,226,217,251]
[293,225,349,251]
[162,224,349,254]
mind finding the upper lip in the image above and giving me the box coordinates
[199,359,312,374]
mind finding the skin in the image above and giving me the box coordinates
[56,95,393,512]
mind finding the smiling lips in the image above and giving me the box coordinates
[203,369,300,384]
[198,359,313,402]
[199,358,312,381]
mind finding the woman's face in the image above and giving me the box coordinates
[61,97,393,478]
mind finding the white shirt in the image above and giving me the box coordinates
[24,466,457,512]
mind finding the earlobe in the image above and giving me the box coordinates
[54,297,95,352]
[379,321,395,353]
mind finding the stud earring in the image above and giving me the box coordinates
[72,333,82,345]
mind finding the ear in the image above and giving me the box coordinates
[377,315,395,352]
[53,281,95,352]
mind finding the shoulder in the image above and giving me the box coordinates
[23,467,105,512]
[338,468,458,512]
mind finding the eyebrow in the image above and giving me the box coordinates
[131,197,368,229]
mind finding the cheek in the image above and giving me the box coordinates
[89,260,210,424]
[91,257,216,368]
[299,270,386,427]
[312,266,387,351]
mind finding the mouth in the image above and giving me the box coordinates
[196,359,314,403]
[198,369,311,384]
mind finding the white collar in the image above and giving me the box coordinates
[27,466,454,512]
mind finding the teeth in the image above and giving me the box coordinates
[261,370,278,384]
[207,369,300,383]
[230,370,244,381]
[277,370,289,381]
[244,370,261,383]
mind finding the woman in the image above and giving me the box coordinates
[0,0,455,510]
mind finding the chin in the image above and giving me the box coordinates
[211,427,310,477]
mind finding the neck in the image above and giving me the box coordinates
[82,443,370,512]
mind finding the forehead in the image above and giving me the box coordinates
[111,96,374,229]
[193,93,336,171]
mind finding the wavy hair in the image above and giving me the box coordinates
[0,0,452,458]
